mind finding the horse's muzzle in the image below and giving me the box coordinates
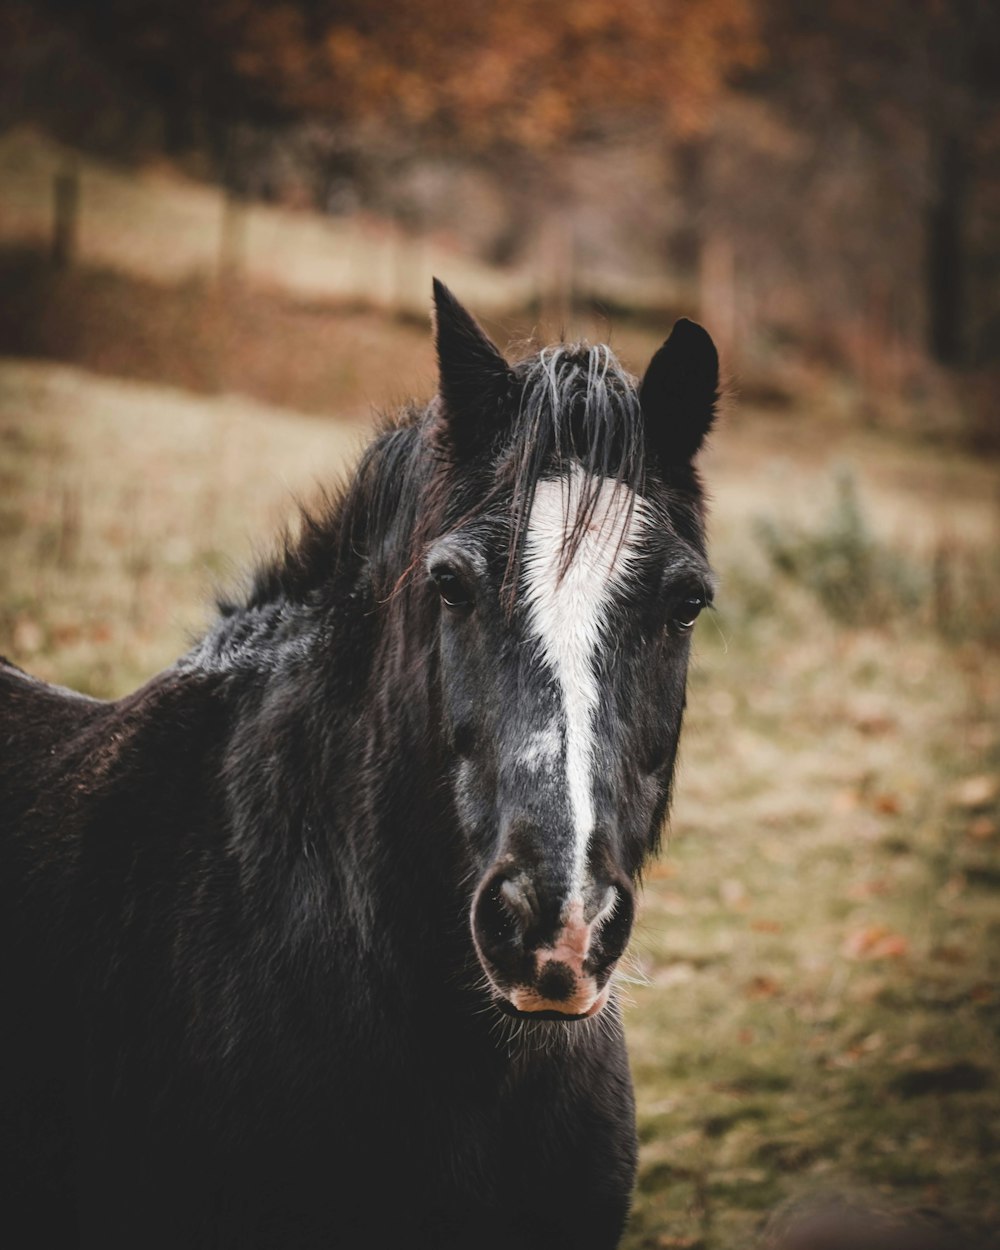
[470,867,634,1019]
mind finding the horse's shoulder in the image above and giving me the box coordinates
[0,655,106,737]
[104,667,233,763]
[0,659,231,793]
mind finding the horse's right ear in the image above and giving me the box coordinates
[639,318,719,465]
[432,278,514,460]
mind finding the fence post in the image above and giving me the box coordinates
[218,187,246,287]
[52,156,80,268]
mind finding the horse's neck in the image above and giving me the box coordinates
[210,592,463,928]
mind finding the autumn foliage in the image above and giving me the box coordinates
[30,0,758,147]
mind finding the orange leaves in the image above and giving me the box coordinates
[746,974,782,999]
[207,0,763,151]
[842,924,909,961]
[872,792,903,816]
[846,877,891,901]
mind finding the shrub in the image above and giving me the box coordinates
[754,469,924,627]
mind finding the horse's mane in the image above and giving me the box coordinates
[224,342,649,619]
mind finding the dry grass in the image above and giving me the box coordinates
[1,347,998,1248]
[0,359,366,694]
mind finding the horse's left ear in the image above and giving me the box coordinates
[639,318,719,465]
[432,278,514,459]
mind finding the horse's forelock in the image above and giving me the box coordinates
[409,341,649,611]
[498,342,647,607]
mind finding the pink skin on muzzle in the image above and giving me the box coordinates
[504,899,613,1018]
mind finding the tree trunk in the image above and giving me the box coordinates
[925,130,968,367]
[52,158,80,269]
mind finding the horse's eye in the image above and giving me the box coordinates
[431,566,473,614]
[670,597,704,633]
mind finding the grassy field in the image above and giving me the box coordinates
[1,346,998,1247]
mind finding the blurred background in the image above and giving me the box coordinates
[1,1,998,1246]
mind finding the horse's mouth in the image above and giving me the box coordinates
[492,983,611,1022]
[495,1000,592,1022]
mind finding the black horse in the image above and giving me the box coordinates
[0,282,718,1249]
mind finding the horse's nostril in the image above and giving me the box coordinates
[451,722,478,758]
[536,961,575,1003]
[477,876,520,946]
[592,884,634,964]
[589,885,618,927]
[499,878,534,925]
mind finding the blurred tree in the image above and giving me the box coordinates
[20,0,760,304]
[28,0,758,155]
[757,0,1000,366]
[12,0,996,383]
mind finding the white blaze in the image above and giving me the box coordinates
[521,466,646,897]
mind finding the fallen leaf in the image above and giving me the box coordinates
[750,918,783,933]
[870,933,909,959]
[847,878,891,900]
[51,623,82,645]
[746,974,781,999]
[969,816,997,840]
[931,944,967,964]
[842,925,887,958]
[842,925,909,961]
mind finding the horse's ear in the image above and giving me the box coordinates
[639,318,719,465]
[432,277,514,459]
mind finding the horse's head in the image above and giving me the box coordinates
[424,281,717,1021]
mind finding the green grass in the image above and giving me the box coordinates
[1,351,998,1247]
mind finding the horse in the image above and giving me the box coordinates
[0,280,719,1249]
